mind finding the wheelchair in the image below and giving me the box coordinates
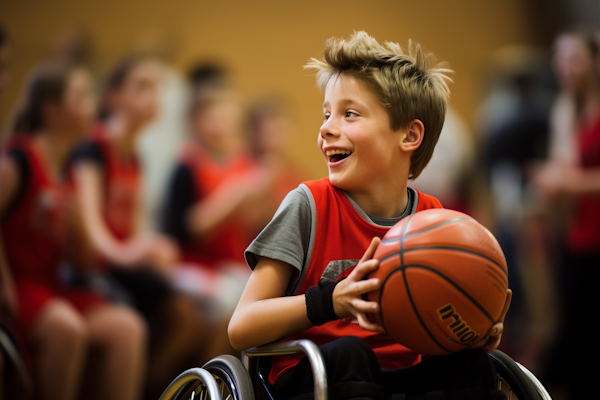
[159,340,552,400]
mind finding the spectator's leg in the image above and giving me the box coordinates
[85,305,146,400]
[31,299,88,400]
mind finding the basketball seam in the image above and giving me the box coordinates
[378,265,453,354]
[402,266,454,354]
[378,212,413,337]
[379,246,508,279]
[381,217,474,244]
[399,213,416,266]
[407,263,497,324]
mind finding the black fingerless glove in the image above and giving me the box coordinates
[305,280,339,326]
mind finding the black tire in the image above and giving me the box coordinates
[203,354,255,400]
[490,350,541,400]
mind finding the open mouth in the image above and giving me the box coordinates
[326,149,352,163]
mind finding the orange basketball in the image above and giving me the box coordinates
[366,208,509,355]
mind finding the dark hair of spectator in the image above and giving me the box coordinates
[11,62,78,135]
[98,53,156,120]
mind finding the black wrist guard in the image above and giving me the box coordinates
[305,280,339,326]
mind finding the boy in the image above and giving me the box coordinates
[228,31,511,400]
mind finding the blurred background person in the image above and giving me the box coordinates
[534,27,600,400]
[474,44,557,369]
[162,62,263,359]
[68,54,206,400]
[410,106,475,214]
[244,94,305,233]
[0,62,145,400]
[134,30,187,229]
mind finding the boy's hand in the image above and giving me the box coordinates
[469,289,512,353]
[333,237,384,333]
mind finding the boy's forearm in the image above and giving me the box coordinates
[228,294,313,351]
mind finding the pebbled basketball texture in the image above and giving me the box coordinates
[367,208,509,355]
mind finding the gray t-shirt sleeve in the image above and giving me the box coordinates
[244,187,311,274]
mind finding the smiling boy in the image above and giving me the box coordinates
[228,31,510,400]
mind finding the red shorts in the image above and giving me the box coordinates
[14,278,105,334]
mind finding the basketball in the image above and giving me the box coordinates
[366,208,509,355]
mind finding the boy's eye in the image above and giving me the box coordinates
[323,113,330,121]
[345,111,357,118]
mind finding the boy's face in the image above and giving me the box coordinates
[319,74,404,193]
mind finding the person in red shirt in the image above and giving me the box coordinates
[228,32,511,400]
[69,54,206,398]
[164,74,257,270]
[534,28,600,399]
[162,67,267,358]
[0,62,145,400]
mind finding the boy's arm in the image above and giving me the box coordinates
[228,237,383,351]
[228,256,312,351]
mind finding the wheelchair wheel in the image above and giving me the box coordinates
[203,354,255,400]
[159,367,221,400]
[490,350,551,400]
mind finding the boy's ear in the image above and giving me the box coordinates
[399,119,425,152]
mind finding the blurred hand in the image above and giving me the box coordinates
[532,162,562,199]
[469,289,512,353]
[244,166,278,200]
[144,235,180,274]
[333,237,385,333]
[532,162,583,199]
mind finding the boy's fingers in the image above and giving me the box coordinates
[469,322,503,350]
[482,336,502,353]
[469,334,488,350]
[490,323,503,338]
[351,278,381,295]
[359,237,381,264]
[356,312,385,333]
[351,299,379,313]
[350,259,379,281]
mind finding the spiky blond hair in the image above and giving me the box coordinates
[305,31,453,179]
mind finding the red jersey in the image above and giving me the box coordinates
[567,112,600,254]
[90,124,140,242]
[1,136,69,287]
[269,178,443,384]
[180,143,255,268]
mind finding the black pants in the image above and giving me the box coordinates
[275,336,500,400]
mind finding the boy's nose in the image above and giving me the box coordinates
[319,118,341,138]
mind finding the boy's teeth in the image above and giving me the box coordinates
[326,149,351,156]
